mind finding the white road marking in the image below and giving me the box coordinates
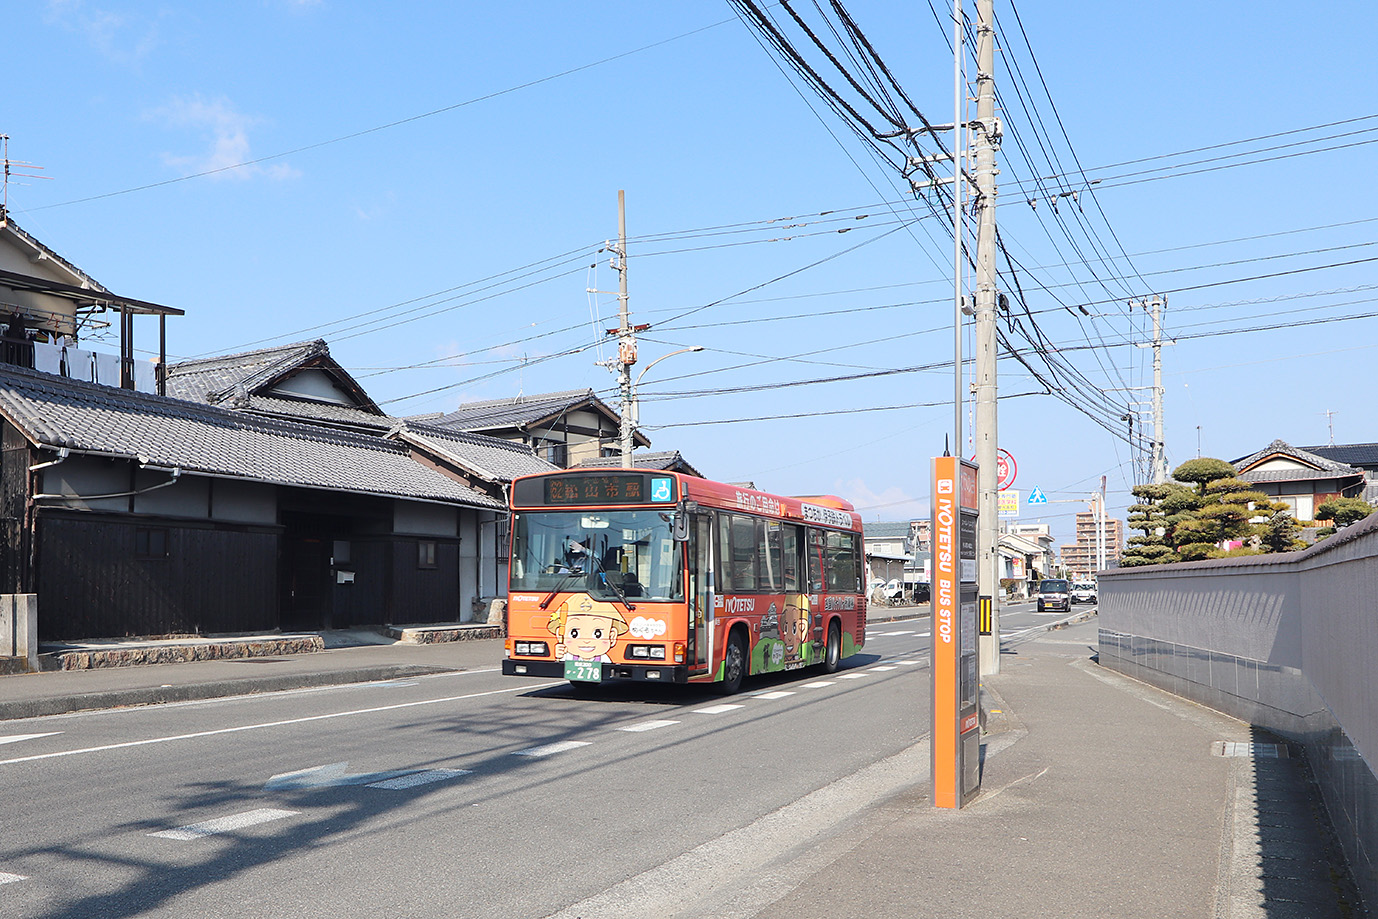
[0,732,61,746]
[514,740,592,757]
[836,673,867,680]
[870,666,898,672]
[800,681,834,688]
[0,681,564,768]
[693,704,744,715]
[753,691,795,700]
[149,808,298,841]
[367,768,472,790]
[0,872,28,885]
[916,632,931,637]
[265,762,417,791]
[894,660,919,666]
[617,720,679,733]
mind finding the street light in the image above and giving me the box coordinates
[622,346,704,467]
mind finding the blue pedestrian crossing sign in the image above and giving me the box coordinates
[1028,486,1048,505]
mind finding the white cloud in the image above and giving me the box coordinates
[45,0,160,63]
[147,95,298,181]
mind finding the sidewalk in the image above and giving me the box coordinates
[0,628,502,721]
[759,619,1363,919]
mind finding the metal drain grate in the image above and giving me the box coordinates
[1212,741,1289,758]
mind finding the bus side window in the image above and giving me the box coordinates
[807,528,825,592]
[717,515,735,593]
[781,524,801,592]
[731,515,758,591]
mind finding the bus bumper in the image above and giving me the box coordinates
[502,660,690,684]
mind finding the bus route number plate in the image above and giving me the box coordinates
[564,660,602,682]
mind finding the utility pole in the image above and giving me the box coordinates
[611,190,636,468]
[972,0,1002,677]
[1133,295,1169,484]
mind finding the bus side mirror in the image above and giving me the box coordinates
[672,511,690,542]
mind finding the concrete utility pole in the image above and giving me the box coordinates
[972,0,1002,677]
[1133,296,1169,484]
[612,190,636,468]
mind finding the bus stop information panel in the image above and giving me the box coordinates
[931,456,980,808]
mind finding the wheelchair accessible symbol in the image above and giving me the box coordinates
[650,477,674,503]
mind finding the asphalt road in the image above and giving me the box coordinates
[0,627,935,919]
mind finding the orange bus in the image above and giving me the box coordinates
[502,469,866,693]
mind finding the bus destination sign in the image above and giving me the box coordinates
[543,473,670,506]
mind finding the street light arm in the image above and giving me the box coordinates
[627,346,705,457]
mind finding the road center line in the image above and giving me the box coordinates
[0,681,564,768]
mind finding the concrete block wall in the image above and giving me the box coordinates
[1098,514,1378,911]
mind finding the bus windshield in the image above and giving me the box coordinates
[510,510,683,602]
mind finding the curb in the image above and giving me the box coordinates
[0,663,456,722]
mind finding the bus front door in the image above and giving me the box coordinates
[688,514,713,674]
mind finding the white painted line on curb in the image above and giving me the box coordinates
[149,808,299,841]
[367,768,472,790]
[617,720,680,733]
[693,704,744,715]
[514,741,592,757]
[0,872,28,885]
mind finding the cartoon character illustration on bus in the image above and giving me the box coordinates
[547,598,629,662]
[781,600,811,664]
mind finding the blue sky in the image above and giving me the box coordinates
[6,1,1377,550]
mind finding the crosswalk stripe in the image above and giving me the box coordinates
[800,681,835,688]
[753,691,795,700]
[836,673,867,680]
[871,665,898,671]
[367,769,471,790]
[149,808,299,841]
[693,704,744,714]
[617,720,680,733]
[513,741,591,757]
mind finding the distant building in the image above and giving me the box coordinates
[573,450,705,479]
[415,389,648,468]
[1060,512,1123,578]
[1232,439,1367,522]
[1296,443,1378,504]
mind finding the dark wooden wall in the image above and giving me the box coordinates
[390,538,461,625]
[35,510,278,641]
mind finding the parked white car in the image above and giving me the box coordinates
[1071,581,1097,604]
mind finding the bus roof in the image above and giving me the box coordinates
[509,469,861,532]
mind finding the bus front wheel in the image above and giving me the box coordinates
[719,632,747,694]
[822,621,842,674]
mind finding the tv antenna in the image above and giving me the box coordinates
[1,136,52,227]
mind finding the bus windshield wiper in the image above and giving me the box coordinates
[539,569,584,610]
[592,556,636,613]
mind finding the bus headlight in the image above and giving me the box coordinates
[513,641,550,656]
[627,644,666,660]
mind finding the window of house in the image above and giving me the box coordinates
[543,442,568,467]
[418,540,438,569]
[496,518,510,558]
[135,527,168,559]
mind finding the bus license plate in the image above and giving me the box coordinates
[564,660,602,682]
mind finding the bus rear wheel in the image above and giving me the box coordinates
[822,621,842,674]
[719,632,747,694]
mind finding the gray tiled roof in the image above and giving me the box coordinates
[427,389,607,431]
[390,422,558,483]
[1239,467,1363,485]
[1299,443,1378,468]
[573,450,703,478]
[1232,439,1359,475]
[0,364,503,509]
[165,340,383,416]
